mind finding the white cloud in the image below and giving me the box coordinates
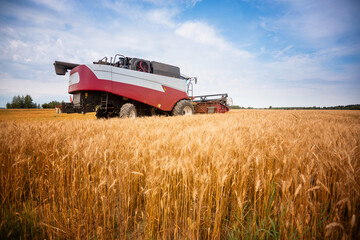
[139,0,202,8]
[175,21,254,59]
[263,0,360,45]
[30,0,69,12]
[9,39,27,49]
[175,21,226,46]
[146,8,178,28]
[184,0,202,8]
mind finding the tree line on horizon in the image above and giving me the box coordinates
[6,95,62,109]
[5,95,360,110]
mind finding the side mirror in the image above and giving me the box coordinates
[195,77,197,84]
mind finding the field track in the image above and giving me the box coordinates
[1,109,359,239]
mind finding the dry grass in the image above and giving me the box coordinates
[0,109,359,239]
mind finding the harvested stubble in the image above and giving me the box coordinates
[0,110,359,239]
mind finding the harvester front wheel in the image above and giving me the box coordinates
[120,103,137,118]
[172,100,194,116]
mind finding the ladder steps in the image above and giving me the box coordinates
[101,94,108,110]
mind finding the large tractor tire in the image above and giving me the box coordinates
[172,100,194,116]
[120,103,137,118]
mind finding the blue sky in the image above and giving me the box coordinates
[0,0,359,108]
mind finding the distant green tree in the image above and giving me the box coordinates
[24,95,36,108]
[42,101,62,108]
[13,96,24,108]
[7,95,22,108]
[230,105,245,109]
[6,95,37,109]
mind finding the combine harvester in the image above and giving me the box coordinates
[54,54,231,118]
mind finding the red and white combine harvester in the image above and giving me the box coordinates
[54,54,231,118]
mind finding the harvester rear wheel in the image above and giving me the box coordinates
[172,100,194,116]
[120,103,137,118]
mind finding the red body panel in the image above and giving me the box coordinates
[69,65,188,111]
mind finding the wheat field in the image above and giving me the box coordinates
[0,109,359,239]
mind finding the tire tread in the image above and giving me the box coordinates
[120,103,136,118]
[172,100,194,116]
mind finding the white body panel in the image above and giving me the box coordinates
[86,64,187,93]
